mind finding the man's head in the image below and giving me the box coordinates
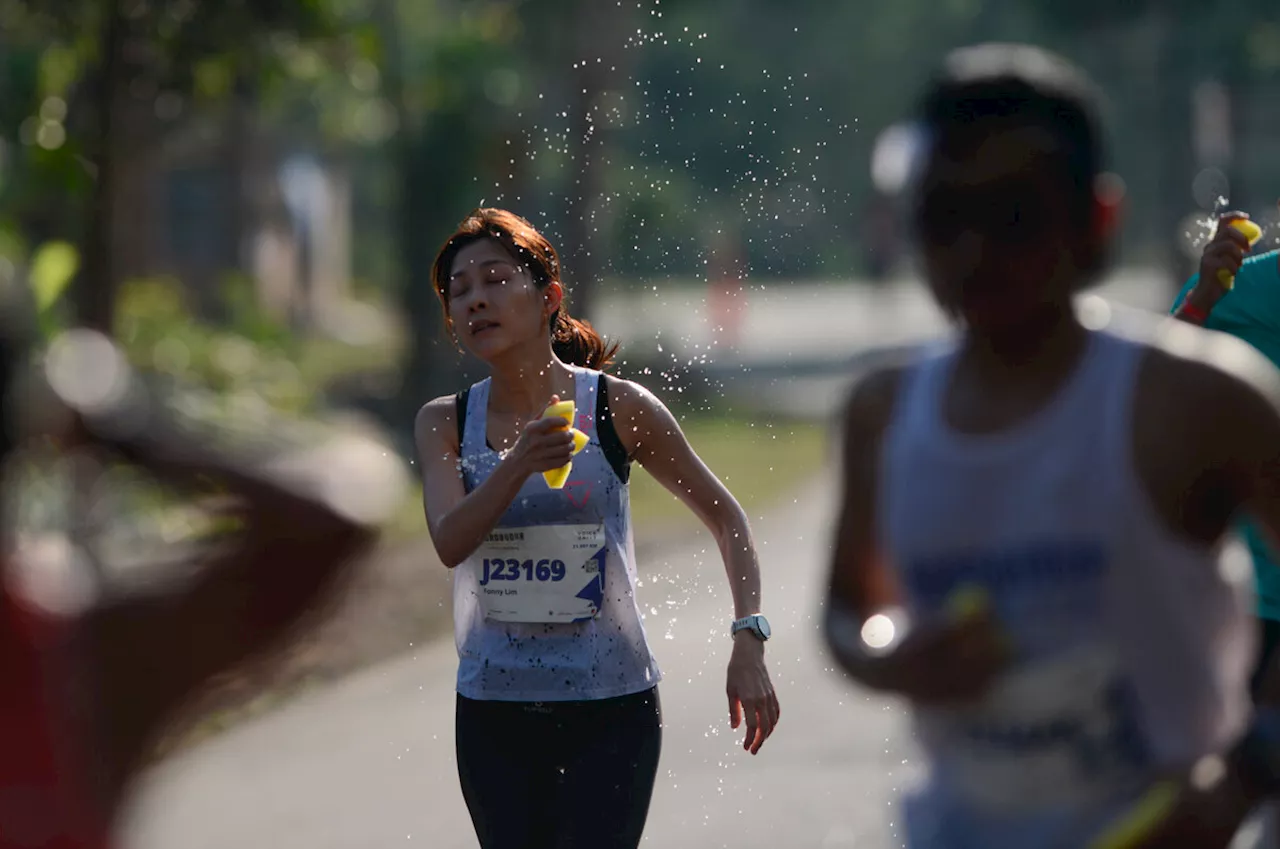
[912,43,1122,333]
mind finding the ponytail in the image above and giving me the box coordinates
[552,311,620,371]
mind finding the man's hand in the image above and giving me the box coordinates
[1087,761,1253,849]
[1180,212,1255,323]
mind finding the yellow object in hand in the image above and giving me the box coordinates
[944,584,1015,657]
[945,584,991,621]
[1087,782,1180,849]
[1217,218,1265,290]
[540,400,588,489]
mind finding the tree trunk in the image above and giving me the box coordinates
[76,0,127,334]
[1154,7,1199,290]
[559,0,635,325]
[200,60,259,323]
[376,0,468,433]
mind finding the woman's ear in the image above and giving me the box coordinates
[542,281,564,319]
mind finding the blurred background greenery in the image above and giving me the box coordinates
[6,1,1280,436]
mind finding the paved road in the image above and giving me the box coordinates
[118,469,919,849]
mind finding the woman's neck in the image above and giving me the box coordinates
[487,350,573,415]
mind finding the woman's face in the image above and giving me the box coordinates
[446,238,559,361]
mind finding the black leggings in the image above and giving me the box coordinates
[456,687,663,849]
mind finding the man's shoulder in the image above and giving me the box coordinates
[1126,316,1280,437]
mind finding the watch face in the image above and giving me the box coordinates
[755,616,771,640]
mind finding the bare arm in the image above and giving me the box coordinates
[1142,322,1280,558]
[1093,332,1280,840]
[414,396,574,569]
[609,378,760,619]
[609,376,778,753]
[415,398,528,568]
[1214,346,1280,578]
[75,421,397,811]
[823,366,908,689]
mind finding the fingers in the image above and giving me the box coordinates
[514,419,577,473]
[528,443,576,472]
[527,416,570,435]
[1203,239,1245,281]
[742,702,760,753]
[524,421,576,449]
[749,695,779,754]
[730,684,779,755]
[756,689,781,754]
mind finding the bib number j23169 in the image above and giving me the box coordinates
[468,524,606,624]
[479,558,566,585]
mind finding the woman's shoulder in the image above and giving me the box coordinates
[597,372,661,413]
[414,393,466,449]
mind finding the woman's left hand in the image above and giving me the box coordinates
[727,635,780,755]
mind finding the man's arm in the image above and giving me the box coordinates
[78,425,399,812]
[822,358,1010,704]
[1168,329,1280,818]
[824,362,915,690]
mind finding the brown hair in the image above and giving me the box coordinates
[431,208,619,371]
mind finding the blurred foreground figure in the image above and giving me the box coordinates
[0,298,401,847]
[824,43,1280,848]
[1174,210,1280,704]
[1173,211,1280,849]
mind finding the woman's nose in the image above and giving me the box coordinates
[457,288,487,311]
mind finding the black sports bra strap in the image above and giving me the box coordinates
[595,374,631,483]
[455,388,471,447]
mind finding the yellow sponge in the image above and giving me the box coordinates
[540,400,587,489]
[1217,218,1264,289]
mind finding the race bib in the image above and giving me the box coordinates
[937,644,1148,812]
[467,524,606,624]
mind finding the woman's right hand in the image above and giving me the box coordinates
[505,413,576,477]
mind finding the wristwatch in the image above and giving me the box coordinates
[731,614,771,641]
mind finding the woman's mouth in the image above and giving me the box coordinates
[469,319,500,336]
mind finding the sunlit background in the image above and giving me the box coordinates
[2,0,1279,846]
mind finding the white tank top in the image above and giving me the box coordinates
[453,366,662,702]
[879,328,1254,849]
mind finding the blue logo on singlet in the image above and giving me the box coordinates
[904,540,1111,664]
[907,540,1106,605]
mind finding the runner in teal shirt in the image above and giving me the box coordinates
[1173,241,1280,692]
